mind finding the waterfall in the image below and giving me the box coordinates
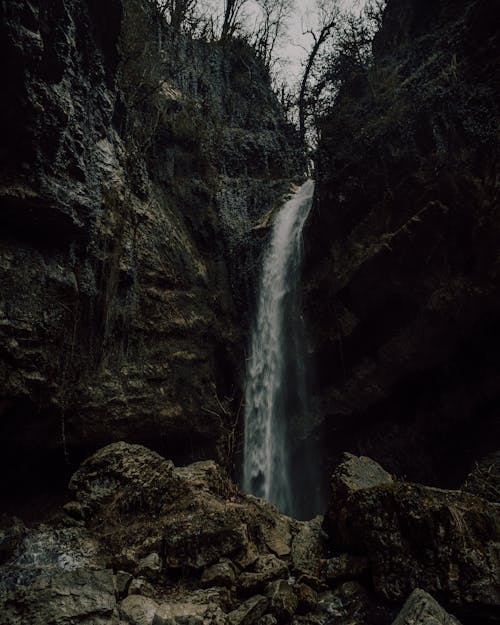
[243,179,314,517]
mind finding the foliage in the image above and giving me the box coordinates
[297,0,387,146]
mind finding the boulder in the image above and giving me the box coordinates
[324,554,369,583]
[120,595,158,625]
[136,552,162,580]
[291,517,328,579]
[115,570,133,597]
[316,582,372,624]
[0,517,26,565]
[164,519,249,570]
[67,444,277,572]
[120,594,227,625]
[266,580,298,622]
[391,589,462,625]
[69,442,181,518]
[128,577,156,598]
[228,595,269,625]
[324,455,500,616]
[328,453,393,502]
[0,568,118,625]
[201,561,238,588]
[294,584,318,614]
[239,555,289,593]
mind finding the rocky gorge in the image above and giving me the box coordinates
[0,0,499,624]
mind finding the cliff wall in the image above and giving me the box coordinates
[304,0,500,487]
[0,0,302,501]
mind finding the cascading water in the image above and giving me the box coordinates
[243,180,315,518]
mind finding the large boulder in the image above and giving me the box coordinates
[324,455,500,617]
[0,568,118,625]
[68,441,182,517]
[391,589,462,625]
[67,443,294,576]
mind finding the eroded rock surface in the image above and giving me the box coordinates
[324,454,500,619]
[303,0,500,489]
[391,590,462,625]
[0,0,303,500]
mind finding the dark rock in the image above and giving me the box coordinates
[0,517,25,565]
[329,453,394,500]
[462,451,500,504]
[266,580,298,622]
[257,616,278,625]
[291,517,328,579]
[201,561,238,589]
[391,589,462,625]
[324,554,369,583]
[228,595,269,625]
[0,568,118,625]
[120,595,158,625]
[115,570,133,597]
[68,441,180,517]
[303,0,500,490]
[317,582,371,624]
[0,0,303,498]
[127,577,156,599]
[239,555,289,593]
[136,553,162,581]
[294,583,318,614]
[324,456,500,617]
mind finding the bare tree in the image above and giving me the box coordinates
[252,0,294,70]
[221,0,249,39]
[298,0,341,145]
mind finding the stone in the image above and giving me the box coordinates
[324,554,369,583]
[294,584,318,614]
[259,518,292,558]
[164,521,249,570]
[257,616,278,625]
[317,582,371,624]
[329,453,393,501]
[0,568,118,625]
[128,577,156,598]
[239,555,289,593]
[228,595,269,625]
[391,589,462,625]
[136,552,162,580]
[291,517,328,579]
[0,517,25,565]
[324,456,500,617]
[201,561,237,588]
[120,595,158,625]
[266,580,298,622]
[115,570,134,597]
[69,442,179,518]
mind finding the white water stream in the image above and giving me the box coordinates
[243,180,314,516]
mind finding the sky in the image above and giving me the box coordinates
[201,1,366,83]
[281,0,366,82]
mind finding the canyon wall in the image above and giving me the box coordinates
[304,0,500,487]
[0,0,303,502]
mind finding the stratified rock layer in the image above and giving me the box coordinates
[0,0,303,498]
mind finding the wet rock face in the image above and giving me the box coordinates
[0,0,302,496]
[303,0,500,486]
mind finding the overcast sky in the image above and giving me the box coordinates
[280,0,365,83]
